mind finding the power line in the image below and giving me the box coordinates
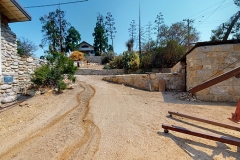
[188,0,226,19]
[25,0,88,8]
[193,2,234,20]
[196,0,227,28]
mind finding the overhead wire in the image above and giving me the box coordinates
[196,0,227,28]
[24,0,88,8]
[193,2,234,20]
[188,0,227,19]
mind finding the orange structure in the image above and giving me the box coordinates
[229,99,240,123]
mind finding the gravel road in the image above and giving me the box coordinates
[0,75,239,159]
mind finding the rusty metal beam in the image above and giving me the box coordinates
[168,111,240,132]
[188,66,240,94]
[162,124,240,146]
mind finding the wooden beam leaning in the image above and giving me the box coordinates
[162,124,240,146]
[188,66,240,94]
[168,111,240,132]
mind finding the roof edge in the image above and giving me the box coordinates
[179,39,240,62]
[10,0,31,21]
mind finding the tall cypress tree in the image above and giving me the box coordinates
[92,14,108,56]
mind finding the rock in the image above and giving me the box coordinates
[1,95,17,103]
[1,84,11,90]
[5,89,12,93]
[26,90,41,96]
[67,84,74,89]
[11,65,18,69]
[27,57,33,63]
[19,102,29,107]
[7,92,15,96]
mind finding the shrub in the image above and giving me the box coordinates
[108,55,124,69]
[129,52,140,71]
[141,52,154,70]
[101,51,115,64]
[123,51,140,73]
[69,51,85,61]
[31,52,77,92]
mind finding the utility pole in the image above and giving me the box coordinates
[183,19,194,51]
[139,3,142,61]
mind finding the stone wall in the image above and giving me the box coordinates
[102,73,185,92]
[0,17,44,104]
[171,61,186,74]
[76,69,124,75]
[85,56,102,64]
[186,43,240,102]
[0,16,18,103]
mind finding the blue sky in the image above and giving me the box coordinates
[10,0,238,58]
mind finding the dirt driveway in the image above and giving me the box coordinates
[0,75,239,160]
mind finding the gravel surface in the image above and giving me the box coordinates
[0,75,239,160]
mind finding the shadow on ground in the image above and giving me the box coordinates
[157,131,240,160]
[160,91,236,107]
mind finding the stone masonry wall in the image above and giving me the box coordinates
[0,18,18,103]
[85,56,102,64]
[76,68,124,75]
[0,19,44,104]
[186,43,240,102]
[102,73,185,92]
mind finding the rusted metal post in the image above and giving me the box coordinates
[162,124,240,146]
[229,99,240,123]
[188,66,240,94]
[168,111,240,132]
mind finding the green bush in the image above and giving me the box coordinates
[108,55,124,69]
[123,51,140,73]
[141,52,153,70]
[101,51,115,64]
[31,51,77,92]
[129,52,140,71]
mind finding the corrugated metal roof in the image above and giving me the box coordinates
[0,0,31,22]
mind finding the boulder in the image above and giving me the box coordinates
[1,95,17,103]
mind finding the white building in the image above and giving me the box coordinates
[78,41,95,56]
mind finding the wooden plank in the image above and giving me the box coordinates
[188,66,240,94]
[0,1,19,20]
[168,111,240,132]
[162,124,240,146]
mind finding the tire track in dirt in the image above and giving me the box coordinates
[0,81,101,160]
[59,82,101,160]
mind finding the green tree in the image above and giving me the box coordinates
[65,26,81,52]
[92,14,108,56]
[159,22,200,50]
[105,12,117,52]
[40,9,81,54]
[17,37,38,57]
[40,9,70,53]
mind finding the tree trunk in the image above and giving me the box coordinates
[223,11,240,41]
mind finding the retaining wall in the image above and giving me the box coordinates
[85,56,102,64]
[76,69,124,75]
[102,73,185,92]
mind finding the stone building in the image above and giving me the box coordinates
[0,0,31,103]
[175,40,240,102]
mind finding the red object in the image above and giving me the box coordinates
[229,99,240,123]
[162,124,240,146]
